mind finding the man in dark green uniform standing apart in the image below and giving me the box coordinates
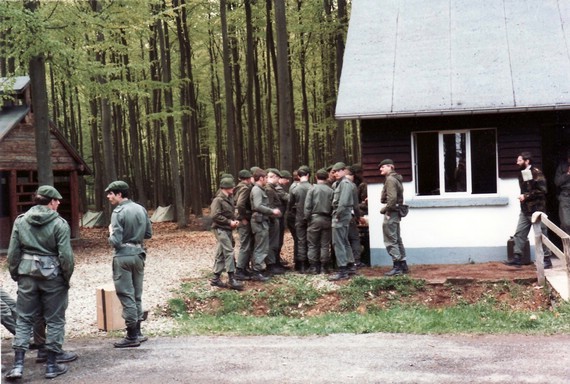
[106,181,152,348]
[6,186,75,380]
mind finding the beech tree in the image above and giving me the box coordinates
[0,0,356,217]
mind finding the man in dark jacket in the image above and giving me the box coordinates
[210,178,244,290]
[379,159,408,276]
[555,149,570,234]
[106,181,153,348]
[6,186,75,380]
[505,152,552,268]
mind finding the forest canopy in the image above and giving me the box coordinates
[0,0,358,226]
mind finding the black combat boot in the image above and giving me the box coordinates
[267,263,286,275]
[210,273,228,288]
[5,349,25,381]
[401,260,409,274]
[45,350,68,379]
[328,266,349,281]
[298,261,307,274]
[543,256,553,269]
[36,348,78,363]
[227,273,245,291]
[384,261,403,276]
[503,256,522,267]
[347,263,357,276]
[136,321,148,343]
[113,325,141,348]
[306,263,319,275]
[235,268,252,281]
[250,271,270,282]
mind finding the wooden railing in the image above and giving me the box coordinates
[531,212,570,293]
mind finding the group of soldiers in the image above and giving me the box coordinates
[208,161,379,289]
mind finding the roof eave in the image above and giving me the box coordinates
[335,104,570,120]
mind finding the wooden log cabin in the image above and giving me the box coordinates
[0,76,91,249]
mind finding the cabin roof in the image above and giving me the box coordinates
[336,0,570,119]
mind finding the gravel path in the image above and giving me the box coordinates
[0,226,215,340]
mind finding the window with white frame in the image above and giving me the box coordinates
[414,128,497,196]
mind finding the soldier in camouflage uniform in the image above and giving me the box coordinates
[6,186,75,380]
[504,152,552,268]
[106,181,153,348]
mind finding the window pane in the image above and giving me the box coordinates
[416,132,439,195]
[443,133,466,192]
[470,129,497,193]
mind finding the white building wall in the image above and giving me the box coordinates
[366,178,537,265]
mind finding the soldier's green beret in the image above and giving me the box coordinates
[378,159,394,167]
[316,169,329,179]
[280,170,292,178]
[36,185,62,200]
[220,178,235,189]
[220,173,234,180]
[105,180,130,192]
[266,168,282,178]
[351,163,363,173]
[332,162,346,171]
[238,169,252,179]
[297,165,311,174]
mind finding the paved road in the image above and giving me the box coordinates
[2,333,569,383]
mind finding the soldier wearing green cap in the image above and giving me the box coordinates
[209,178,244,290]
[264,168,285,275]
[106,180,152,348]
[6,186,75,380]
[234,170,255,281]
[328,162,357,280]
[304,169,333,274]
[378,159,408,276]
[288,165,312,272]
[250,169,281,281]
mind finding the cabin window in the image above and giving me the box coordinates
[414,128,497,196]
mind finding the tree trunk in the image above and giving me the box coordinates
[274,0,293,171]
[157,10,186,228]
[220,0,237,176]
[25,0,53,185]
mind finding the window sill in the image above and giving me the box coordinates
[407,196,509,208]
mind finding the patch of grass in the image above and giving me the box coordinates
[164,274,570,335]
[171,303,570,336]
[338,275,426,311]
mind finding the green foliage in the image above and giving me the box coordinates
[1,0,357,208]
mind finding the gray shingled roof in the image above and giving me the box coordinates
[0,76,30,94]
[336,0,570,119]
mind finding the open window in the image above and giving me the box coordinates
[414,128,497,196]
